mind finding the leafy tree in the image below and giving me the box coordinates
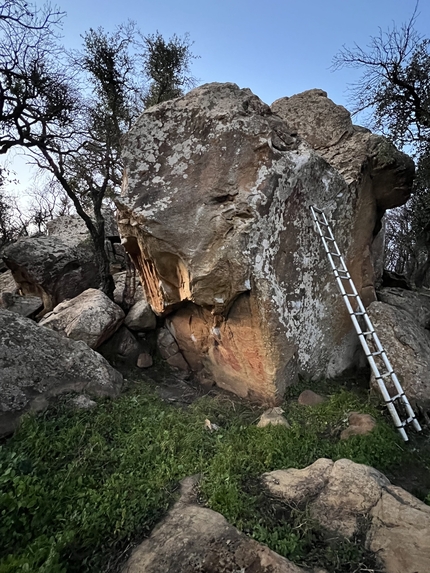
[0,2,198,297]
[141,31,198,107]
[333,4,430,286]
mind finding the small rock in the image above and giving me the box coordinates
[71,395,97,410]
[257,407,290,428]
[204,418,220,432]
[124,299,156,331]
[340,412,376,440]
[298,389,325,406]
[137,352,153,368]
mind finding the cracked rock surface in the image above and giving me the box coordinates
[263,458,430,573]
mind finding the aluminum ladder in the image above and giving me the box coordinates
[310,205,422,441]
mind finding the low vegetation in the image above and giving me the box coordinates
[1,374,429,573]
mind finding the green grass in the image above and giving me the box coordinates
[0,376,428,573]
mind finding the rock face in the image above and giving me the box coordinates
[39,288,125,349]
[271,88,415,306]
[263,458,430,573]
[117,82,413,403]
[0,309,123,437]
[122,475,319,573]
[367,300,430,410]
[2,236,99,315]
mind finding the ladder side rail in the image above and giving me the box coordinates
[310,205,422,440]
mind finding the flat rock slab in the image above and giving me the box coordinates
[123,476,321,573]
[0,309,123,437]
[263,458,430,573]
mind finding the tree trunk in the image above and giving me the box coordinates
[90,225,115,299]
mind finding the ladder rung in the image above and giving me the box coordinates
[369,350,383,357]
[360,331,374,336]
[397,416,416,427]
[353,311,366,316]
[386,392,405,403]
[323,236,335,242]
[343,293,358,298]
[329,252,342,257]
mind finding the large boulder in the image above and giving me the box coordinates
[2,236,99,315]
[263,459,430,573]
[39,288,125,349]
[117,82,413,403]
[366,300,430,410]
[271,88,415,304]
[377,287,430,329]
[0,309,123,437]
[122,475,321,573]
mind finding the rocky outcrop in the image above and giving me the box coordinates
[122,475,321,573]
[39,288,124,349]
[0,309,123,437]
[271,88,415,305]
[263,458,430,573]
[367,300,430,410]
[2,236,99,315]
[117,82,413,403]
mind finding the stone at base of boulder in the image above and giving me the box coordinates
[297,390,325,406]
[137,352,153,368]
[340,412,376,440]
[257,407,290,428]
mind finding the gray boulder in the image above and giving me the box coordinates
[117,82,413,404]
[377,287,430,329]
[0,309,123,437]
[0,292,42,318]
[39,288,124,349]
[124,299,156,331]
[2,236,99,315]
[367,300,430,409]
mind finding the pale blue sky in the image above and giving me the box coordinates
[4,0,430,191]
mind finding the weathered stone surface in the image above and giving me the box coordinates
[257,407,290,428]
[272,89,415,305]
[124,299,156,331]
[0,309,123,437]
[98,325,140,363]
[377,287,430,329]
[39,288,124,349]
[264,459,430,573]
[117,83,413,403]
[340,412,376,440]
[0,269,17,298]
[297,389,325,406]
[271,89,414,209]
[1,292,42,317]
[367,301,430,408]
[2,236,99,315]
[113,270,144,308]
[122,475,319,573]
[157,327,189,370]
[137,352,153,368]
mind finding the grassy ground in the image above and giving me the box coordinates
[1,372,429,573]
